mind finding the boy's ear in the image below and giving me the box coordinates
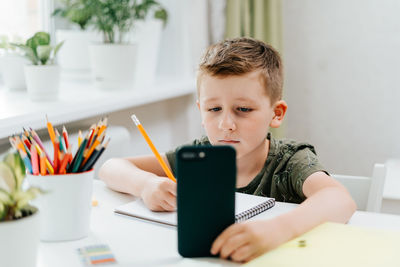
[196,100,200,110]
[270,100,288,128]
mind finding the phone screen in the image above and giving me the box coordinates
[176,145,236,257]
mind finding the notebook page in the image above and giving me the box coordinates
[235,192,274,214]
[115,193,274,226]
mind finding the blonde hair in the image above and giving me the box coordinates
[197,37,283,103]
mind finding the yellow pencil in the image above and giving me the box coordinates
[131,114,176,183]
[78,130,83,147]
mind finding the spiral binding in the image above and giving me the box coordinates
[235,198,275,223]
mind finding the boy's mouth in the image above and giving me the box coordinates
[218,139,240,144]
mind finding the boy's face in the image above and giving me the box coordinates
[197,71,286,159]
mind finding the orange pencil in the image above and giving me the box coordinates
[59,147,72,174]
[40,153,46,176]
[96,117,108,139]
[46,115,56,145]
[131,114,176,183]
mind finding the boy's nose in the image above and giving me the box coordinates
[218,112,236,131]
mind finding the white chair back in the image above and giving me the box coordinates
[331,164,386,212]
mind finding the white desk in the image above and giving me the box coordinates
[37,180,400,267]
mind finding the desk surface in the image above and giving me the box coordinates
[0,77,195,140]
[37,180,400,267]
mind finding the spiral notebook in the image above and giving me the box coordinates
[114,192,275,226]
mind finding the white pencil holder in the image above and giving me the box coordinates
[27,169,94,241]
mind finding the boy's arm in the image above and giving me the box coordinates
[211,171,356,262]
[99,155,176,211]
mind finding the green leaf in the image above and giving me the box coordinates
[14,187,45,210]
[0,161,16,193]
[53,40,64,58]
[4,152,25,189]
[0,188,12,204]
[37,45,52,65]
[33,32,50,46]
[154,8,168,26]
[13,43,38,65]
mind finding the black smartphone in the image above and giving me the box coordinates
[176,145,236,257]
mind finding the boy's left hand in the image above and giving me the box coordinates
[210,217,289,263]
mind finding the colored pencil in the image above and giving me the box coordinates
[53,137,60,174]
[18,149,32,174]
[131,114,176,182]
[62,125,69,149]
[81,139,109,172]
[31,143,39,175]
[55,129,65,153]
[31,129,54,167]
[46,115,56,146]
[40,152,46,176]
[70,133,89,173]
[81,131,105,167]
[78,130,83,147]
[86,124,96,149]
[59,147,72,174]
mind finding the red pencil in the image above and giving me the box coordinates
[53,138,60,174]
[62,125,70,149]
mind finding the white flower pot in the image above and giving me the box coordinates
[56,30,101,73]
[24,65,60,101]
[89,43,138,90]
[0,210,40,267]
[0,54,28,90]
[130,19,163,87]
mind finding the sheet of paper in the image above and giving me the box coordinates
[244,222,400,267]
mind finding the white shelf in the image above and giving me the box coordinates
[0,77,196,140]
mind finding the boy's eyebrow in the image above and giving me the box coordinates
[202,97,257,103]
[234,97,257,103]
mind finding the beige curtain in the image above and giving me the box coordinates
[225,0,285,137]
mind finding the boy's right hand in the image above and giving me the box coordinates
[141,177,177,211]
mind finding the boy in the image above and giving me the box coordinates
[99,37,356,262]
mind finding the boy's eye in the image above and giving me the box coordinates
[237,107,252,112]
[208,107,221,112]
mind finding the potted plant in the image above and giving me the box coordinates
[88,0,167,89]
[0,151,43,267]
[52,0,101,76]
[15,32,64,101]
[0,35,29,91]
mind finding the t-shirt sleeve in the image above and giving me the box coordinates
[286,148,328,200]
[165,148,177,177]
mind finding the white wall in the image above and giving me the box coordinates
[282,0,400,176]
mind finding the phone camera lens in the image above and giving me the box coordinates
[199,152,205,158]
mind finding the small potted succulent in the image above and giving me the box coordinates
[88,0,168,89]
[0,151,43,267]
[52,0,101,74]
[0,35,28,90]
[15,32,64,101]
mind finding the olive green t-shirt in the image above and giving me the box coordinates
[165,133,327,204]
